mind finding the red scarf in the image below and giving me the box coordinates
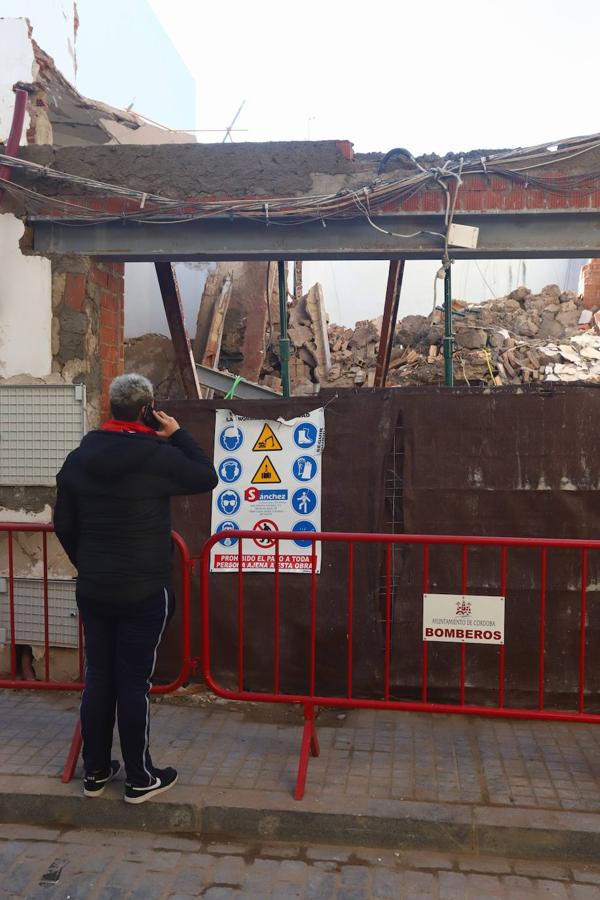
[101,419,156,435]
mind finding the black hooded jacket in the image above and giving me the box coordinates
[54,427,217,606]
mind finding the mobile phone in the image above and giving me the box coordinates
[142,404,161,430]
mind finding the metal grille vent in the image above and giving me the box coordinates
[0,384,86,486]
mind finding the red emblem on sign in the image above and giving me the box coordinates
[245,487,259,502]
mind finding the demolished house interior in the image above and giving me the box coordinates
[3,38,600,405]
[5,35,600,691]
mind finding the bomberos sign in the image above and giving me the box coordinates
[423,594,505,645]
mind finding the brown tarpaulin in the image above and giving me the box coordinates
[157,385,600,709]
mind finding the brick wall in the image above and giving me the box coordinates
[51,258,124,427]
[49,166,600,220]
[94,262,125,418]
[580,259,600,310]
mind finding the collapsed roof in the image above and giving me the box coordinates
[15,37,193,147]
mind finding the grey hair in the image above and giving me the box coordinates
[109,373,153,412]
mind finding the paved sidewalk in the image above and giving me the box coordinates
[2,690,600,860]
[3,823,600,899]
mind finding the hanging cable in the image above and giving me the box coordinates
[4,130,600,230]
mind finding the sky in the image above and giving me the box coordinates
[6,0,594,327]
[148,0,600,155]
[142,0,598,324]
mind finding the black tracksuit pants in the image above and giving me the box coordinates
[78,588,174,786]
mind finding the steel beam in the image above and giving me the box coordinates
[32,212,600,260]
[154,262,201,400]
[195,363,280,398]
[374,260,404,388]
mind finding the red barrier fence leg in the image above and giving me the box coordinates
[62,719,82,784]
[294,703,319,800]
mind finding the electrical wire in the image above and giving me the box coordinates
[4,131,600,235]
[475,261,497,298]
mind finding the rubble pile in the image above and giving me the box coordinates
[319,284,600,387]
[125,280,600,398]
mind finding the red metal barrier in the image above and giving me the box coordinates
[0,523,192,781]
[201,530,600,799]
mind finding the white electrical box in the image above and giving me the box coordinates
[448,223,479,249]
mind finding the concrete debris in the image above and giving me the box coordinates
[315,284,600,388]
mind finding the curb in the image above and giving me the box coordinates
[2,779,600,862]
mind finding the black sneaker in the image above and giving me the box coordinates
[83,760,121,797]
[124,767,178,805]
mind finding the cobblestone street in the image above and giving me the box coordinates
[2,824,600,899]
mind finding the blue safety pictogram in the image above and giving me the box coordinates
[216,521,240,546]
[292,455,318,482]
[218,457,242,483]
[219,424,244,452]
[291,487,317,515]
[293,422,318,449]
[292,521,317,548]
[216,489,241,515]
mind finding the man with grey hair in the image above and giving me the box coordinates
[54,373,217,803]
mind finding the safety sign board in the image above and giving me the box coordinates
[211,408,324,573]
[422,594,505,645]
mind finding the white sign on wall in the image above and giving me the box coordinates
[210,408,324,573]
[423,594,505,645]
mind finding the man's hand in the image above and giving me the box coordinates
[154,410,180,438]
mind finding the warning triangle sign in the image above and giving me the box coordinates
[252,423,282,452]
[251,456,281,484]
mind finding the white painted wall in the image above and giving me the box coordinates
[0,1,77,83]
[0,214,52,378]
[305,258,585,327]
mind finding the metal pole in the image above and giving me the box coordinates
[278,260,291,397]
[375,260,405,388]
[154,262,202,399]
[0,89,27,201]
[443,263,454,387]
